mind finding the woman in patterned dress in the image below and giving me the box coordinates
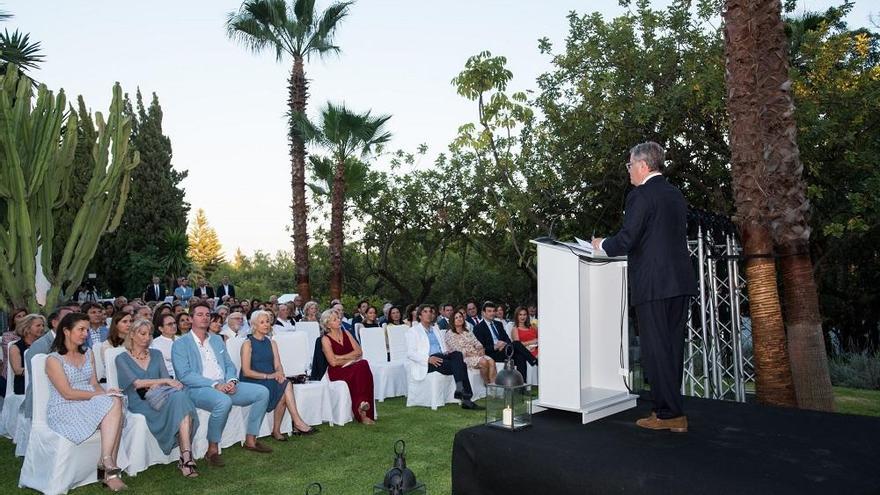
[444,311,497,385]
[45,312,127,491]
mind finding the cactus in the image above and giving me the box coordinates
[0,67,140,313]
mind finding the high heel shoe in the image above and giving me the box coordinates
[291,424,318,436]
[178,449,199,478]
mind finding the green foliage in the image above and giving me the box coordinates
[188,209,225,279]
[91,90,189,297]
[829,352,880,390]
[0,11,44,76]
[0,68,139,312]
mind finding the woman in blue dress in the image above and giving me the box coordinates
[115,318,200,478]
[45,313,127,491]
[239,310,316,441]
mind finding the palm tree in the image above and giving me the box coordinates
[760,0,835,411]
[0,10,45,76]
[160,228,191,294]
[293,103,391,299]
[226,0,354,301]
[723,0,797,407]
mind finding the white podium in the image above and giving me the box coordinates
[531,238,638,423]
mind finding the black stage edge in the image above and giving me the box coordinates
[452,395,880,494]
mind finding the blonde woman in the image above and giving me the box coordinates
[9,314,45,395]
[116,318,199,477]
[239,310,316,439]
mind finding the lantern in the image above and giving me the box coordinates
[486,346,532,430]
[374,440,426,494]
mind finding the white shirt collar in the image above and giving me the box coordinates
[639,172,663,186]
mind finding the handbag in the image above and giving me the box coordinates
[144,385,178,411]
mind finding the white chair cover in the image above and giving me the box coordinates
[13,348,33,457]
[406,371,457,410]
[1,340,24,439]
[359,327,406,401]
[322,373,353,425]
[467,368,487,401]
[386,325,409,364]
[104,347,178,475]
[94,343,106,382]
[527,363,539,386]
[19,354,130,494]
[226,337,245,373]
[273,332,330,426]
[295,322,321,365]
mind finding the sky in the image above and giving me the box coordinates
[5,0,876,258]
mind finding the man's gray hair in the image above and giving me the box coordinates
[630,141,665,172]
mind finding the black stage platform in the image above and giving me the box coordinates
[452,396,880,494]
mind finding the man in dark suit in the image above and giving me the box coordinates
[593,141,696,433]
[194,278,215,299]
[215,275,235,300]
[144,275,166,302]
[473,301,537,379]
[465,301,480,329]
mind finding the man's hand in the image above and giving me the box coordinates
[428,356,443,367]
[592,237,604,251]
[494,341,507,351]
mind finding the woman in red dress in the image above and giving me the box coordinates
[511,306,538,358]
[320,309,376,424]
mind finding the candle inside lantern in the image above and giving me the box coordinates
[502,406,513,427]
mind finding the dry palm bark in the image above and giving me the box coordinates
[290,55,312,301]
[754,0,835,410]
[724,0,797,407]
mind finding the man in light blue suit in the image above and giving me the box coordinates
[172,302,271,466]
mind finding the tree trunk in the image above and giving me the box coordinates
[289,56,311,300]
[329,157,346,300]
[754,0,835,411]
[724,0,797,407]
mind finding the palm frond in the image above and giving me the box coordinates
[0,29,44,71]
[289,109,323,143]
[315,1,353,39]
[0,10,13,23]
[293,0,317,27]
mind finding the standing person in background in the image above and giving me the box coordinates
[144,275,167,302]
[592,141,696,433]
[215,276,235,300]
[194,279,215,299]
[174,278,194,305]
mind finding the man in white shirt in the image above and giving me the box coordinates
[406,305,482,410]
[172,302,271,466]
[273,304,296,332]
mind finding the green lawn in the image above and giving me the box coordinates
[1,387,877,494]
[0,396,487,494]
[834,386,880,417]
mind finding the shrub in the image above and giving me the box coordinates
[829,351,880,390]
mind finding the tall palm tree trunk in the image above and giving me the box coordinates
[329,158,346,299]
[724,0,797,407]
[289,55,311,300]
[755,0,834,411]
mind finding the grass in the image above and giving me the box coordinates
[1,387,877,494]
[834,386,880,417]
[0,396,487,494]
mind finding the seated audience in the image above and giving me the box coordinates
[45,313,127,491]
[99,311,132,360]
[208,313,226,341]
[404,304,418,327]
[385,306,405,327]
[495,303,508,327]
[9,314,46,395]
[360,306,381,328]
[351,299,369,326]
[273,304,296,332]
[176,312,192,335]
[239,310,316,440]
[23,308,71,419]
[223,311,246,339]
[444,311,496,385]
[474,301,537,379]
[511,306,538,358]
[320,309,376,424]
[151,313,179,377]
[82,302,109,348]
[135,305,152,322]
[406,305,482,410]
[172,302,271,466]
[115,319,200,477]
[301,301,320,322]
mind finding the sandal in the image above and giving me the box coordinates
[272,432,289,441]
[101,462,128,492]
[178,449,199,478]
[292,424,318,436]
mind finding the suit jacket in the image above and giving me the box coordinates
[194,286,215,299]
[144,283,167,302]
[215,284,235,299]
[602,175,697,306]
[171,332,238,388]
[405,324,448,381]
[466,315,480,329]
[473,319,512,359]
[437,316,449,330]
